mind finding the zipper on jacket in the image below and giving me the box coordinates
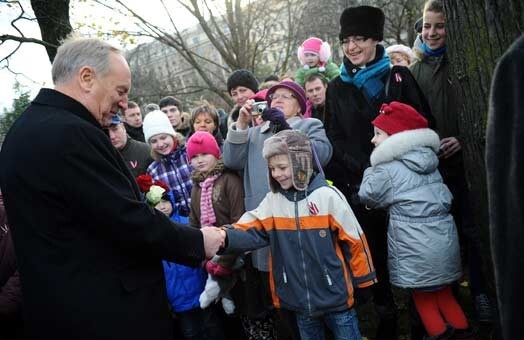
[283,268,288,284]
[295,192,312,314]
[324,267,333,286]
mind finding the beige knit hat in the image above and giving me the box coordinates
[263,130,313,192]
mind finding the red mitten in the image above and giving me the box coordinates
[205,261,232,276]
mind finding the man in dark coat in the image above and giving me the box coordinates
[304,73,330,124]
[0,36,225,340]
[108,114,153,177]
[486,34,524,340]
[122,100,145,142]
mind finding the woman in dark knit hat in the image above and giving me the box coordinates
[326,5,434,340]
[226,69,260,130]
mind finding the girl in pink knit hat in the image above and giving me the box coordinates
[186,131,258,337]
[295,37,340,87]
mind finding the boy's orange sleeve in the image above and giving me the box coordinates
[327,187,377,288]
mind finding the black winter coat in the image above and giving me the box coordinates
[124,122,146,142]
[0,193,23,330]
[0,89,206,340]
[327,51,432,204]
[486,34,524,340]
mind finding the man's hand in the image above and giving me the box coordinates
[439,137,461,159]
[201,227,226,259]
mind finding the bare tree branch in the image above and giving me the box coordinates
[0,34,56,47]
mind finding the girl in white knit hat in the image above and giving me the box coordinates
[143,110,193,218]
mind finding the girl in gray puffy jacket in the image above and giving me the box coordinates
[358,101,472,339]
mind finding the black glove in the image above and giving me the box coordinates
[262,108,291,133]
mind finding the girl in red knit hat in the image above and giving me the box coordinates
[358,101,473,339]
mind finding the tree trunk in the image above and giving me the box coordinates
[30,0,72,63]
[444,0,523,317]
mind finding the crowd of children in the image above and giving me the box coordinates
[109,1,491,339]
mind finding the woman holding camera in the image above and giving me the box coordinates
[222,81,332,340]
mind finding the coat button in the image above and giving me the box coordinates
[352,68,357,73]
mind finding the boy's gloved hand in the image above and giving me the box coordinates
[199,275,220,309]
[262,108,291,133]
[221,296,236,315]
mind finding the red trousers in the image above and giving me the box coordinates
[412,285,469,336]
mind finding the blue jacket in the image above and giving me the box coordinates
[163,194,207,312]
[358,129,462,288]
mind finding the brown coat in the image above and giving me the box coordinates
[189,170,245,228]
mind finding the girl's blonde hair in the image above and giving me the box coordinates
[150,131,186,162]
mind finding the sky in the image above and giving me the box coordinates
[0,0,198,112]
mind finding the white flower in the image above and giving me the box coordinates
[146,185,166,205]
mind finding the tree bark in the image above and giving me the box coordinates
[30,0,72,63]
[444,0,523,308]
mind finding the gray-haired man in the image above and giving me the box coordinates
[0,36,224,340]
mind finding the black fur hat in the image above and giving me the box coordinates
[339,6,385,42]
[227,69,259,95]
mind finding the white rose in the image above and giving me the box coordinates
[146,185,166,205]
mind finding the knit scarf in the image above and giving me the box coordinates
[422,42,446,57]
[199,174,219,226]
[340,46,390,102]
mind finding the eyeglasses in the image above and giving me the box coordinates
[268,93,296,101]
[340,36,367,47]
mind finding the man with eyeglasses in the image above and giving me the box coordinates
[326,6,434,340]
[159,96,191,138]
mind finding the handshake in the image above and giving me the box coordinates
[200,226,227,260]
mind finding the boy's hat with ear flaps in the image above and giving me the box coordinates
[263,130,313,192]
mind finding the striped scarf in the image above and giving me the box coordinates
[199,174,220,226]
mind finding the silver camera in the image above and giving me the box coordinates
[252,101,268,117]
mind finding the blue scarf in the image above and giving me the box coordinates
[422,42,446,56]
[340,51,390,102]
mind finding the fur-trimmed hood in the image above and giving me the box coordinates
[370,128,440,171]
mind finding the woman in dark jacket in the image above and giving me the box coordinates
[410,0,492,327]
[326,6,433,340]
